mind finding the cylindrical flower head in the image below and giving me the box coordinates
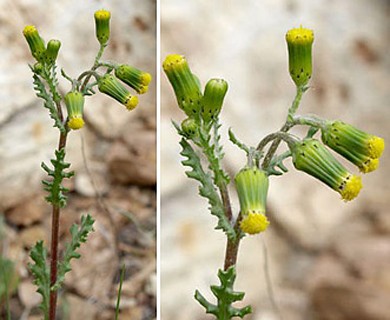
[115,65,152,94]
[201,79,228,123]
[291,138,362,201]
[181,118,198,138]
[94,9,111,45]
[23,25,46,62]
[286,26,314,87]
[163,54,202,117]
[98,74,139,110]
[321,120,385,173]
[235,167,270,235]
[65,91,85,130]
[45,39,61,65]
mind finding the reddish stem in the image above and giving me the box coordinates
[48,131,68,320]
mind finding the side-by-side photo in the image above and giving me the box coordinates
[161,1,388,320]
[0,1,156,319]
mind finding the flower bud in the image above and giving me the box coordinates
[23,25,46,62]
[94,9,111,45]
[286,26,314,87]
[181,118,198,138]
[321,120,385,173]
[115,64,152,94]
[163,54,202,117]
[201,78,228,122]
[235,167,270,235]
[290,138,362,201]
[33,62,43,74]
[98,74,138,110]
[45,39,61,65]
[64,91,85,130]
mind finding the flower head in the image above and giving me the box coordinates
[290,138,362,201]
[65,91,85,130]
[235,166,270,234]
[23,25,46,62]
[45,39,61,65]
[115,64,152,94]
[201,78,228,123]
[321,121,385,173]
[163,54,202,117]
[94,9,111,45]
[181,117,198,138]
[98,74,138,110]
[286,26,314,87]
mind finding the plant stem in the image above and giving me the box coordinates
[261,86,304,169]
[49,128,68,320]
[223,214,243,270]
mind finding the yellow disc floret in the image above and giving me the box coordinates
[68,117,85,130]
[340,175,362,201]
[162,54,185,71]
[359,158,379,173]
[286,26,314,45]
[240,212,270,235]
[94,9,111,20]
[23,25,37,36]
[124,94,138,110]
[140,72,152,86]
[367,136,385,159]
[138,85,149,94]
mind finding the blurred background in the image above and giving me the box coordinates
[0,0,156,319]
[161,0,390,319]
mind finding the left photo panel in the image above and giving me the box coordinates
[0,1,156,319]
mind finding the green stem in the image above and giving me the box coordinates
[261,85,305,169]
[80,44,106,92]
[115,264,126,320]
[292,114,327,130]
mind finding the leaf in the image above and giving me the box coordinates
[52,214,95,291]
[41,148,74,208]
[31,68,65,132]
[179,138,236,240]
[194,266,252,319]
[28,241,50,319]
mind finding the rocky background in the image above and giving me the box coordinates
[0,0,156,319]
[161,0,390,319]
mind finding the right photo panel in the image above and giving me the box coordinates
[161,1,389,319]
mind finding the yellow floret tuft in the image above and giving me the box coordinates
[340,175,362,201]
[94,9,111,20]
[286,26,314,45]
[138,85,149,94]
[68,117,84,130]
[240,212,270,235]
[23,25,37,36]
[359,158,379,173]
[367,136,385,159]
[141,72,152,86]
[163,54,185,71]
[124,94,138,110]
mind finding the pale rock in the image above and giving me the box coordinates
[19,225,48,249]
[5,195,47,227]
[65,294,99,320]
[18,280,41,308]
[108,128,156,186]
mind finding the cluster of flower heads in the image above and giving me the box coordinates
[163,54,228,135]
[23,9,151,131]
[164,26,385,236]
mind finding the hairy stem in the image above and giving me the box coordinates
[223,214,243,270]
[49,129,68,320]
[80,44,106,92]
[261,86,305,169]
